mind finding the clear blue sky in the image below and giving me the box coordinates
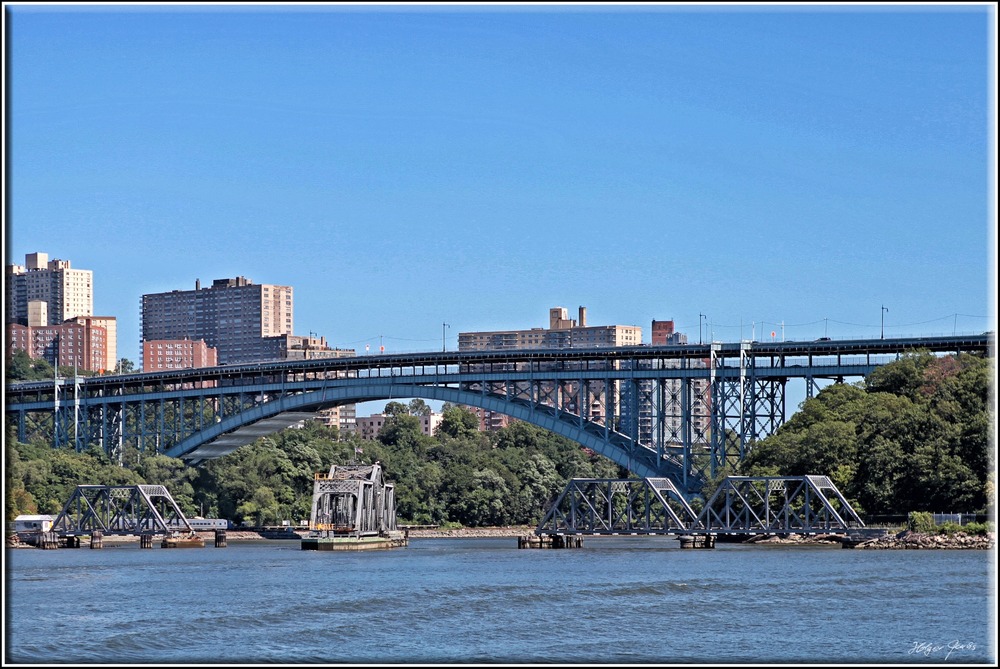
[6,3,997,373]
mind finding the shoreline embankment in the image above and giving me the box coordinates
[7,527,994,549]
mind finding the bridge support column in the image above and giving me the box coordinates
[140,534,153,549]
[678,535,715,549]
[90,531,103,549]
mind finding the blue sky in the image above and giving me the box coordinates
[6,3,996,376]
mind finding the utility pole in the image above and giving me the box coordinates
[699,313,705,345]
[881,305,889,339]
[442,322,450,352]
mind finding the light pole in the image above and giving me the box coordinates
[442,322,450,352]
[699,313,706,345]
[881,305,889,339]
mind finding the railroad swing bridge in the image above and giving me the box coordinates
[531,474,886,547]
[303,461,407,550]
[37,484,209,548]
[308,461,398,537]
[6,335,991,496]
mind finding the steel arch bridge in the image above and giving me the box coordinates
[5,334,992,495]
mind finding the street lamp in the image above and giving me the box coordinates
[881,305,889,339]
[442,322,450,352]
[699,313,706,345]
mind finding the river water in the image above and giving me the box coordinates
[4,537,996,664]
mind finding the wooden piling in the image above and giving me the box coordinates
[140,534,153,549]
[214,530,227,548]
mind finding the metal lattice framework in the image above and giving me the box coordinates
[537,475,866,536]
[537,477,701,534]
[309,461,397,537]
[49,484,194,536]
[699,475,865,533]
[6,335,991,495]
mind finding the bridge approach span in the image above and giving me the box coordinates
[6,334,992,495]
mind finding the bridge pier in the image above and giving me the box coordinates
[518,534,583,549]
[39,532,60,550]
[90,531,103,549]
[678,535,715,549]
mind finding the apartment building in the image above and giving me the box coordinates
[459,306,641,351]
[140,276,293,365]
[8,317,110,371]
[142,338,218,371]
[356,412,443,440]
[6,252,93,326]
[315,405,358,435]
[457,306,642,433]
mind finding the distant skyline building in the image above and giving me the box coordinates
[142,338,218,371]
[8,315,112,372]
[459,306,641,351]
[458,306,643,430]
[140,276,294,366]
[6,252,94,327]
[355,412,443,440]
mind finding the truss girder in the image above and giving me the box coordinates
[49,484,194,536]
[699,475,865,533]
[536,476,700,534]
[7,335,988,497]
[537,475,864,536]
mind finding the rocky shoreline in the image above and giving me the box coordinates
[854,529,995,550]
[8,527,995,549]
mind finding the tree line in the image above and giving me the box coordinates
[5,351,994,526]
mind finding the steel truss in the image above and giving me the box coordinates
[6,335,990,496]
[537,475,866,535]
[309,462,397,537]
[536,477,700,534]
[49,484,194,536]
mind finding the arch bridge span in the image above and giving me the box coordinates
[6,334,991,496]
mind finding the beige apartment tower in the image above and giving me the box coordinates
[6,252,93,326]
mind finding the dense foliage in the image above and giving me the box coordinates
[6,352,993,525]
[5,405,623,527]
[737,352,994,515]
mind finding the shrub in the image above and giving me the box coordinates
[907,511,935,533]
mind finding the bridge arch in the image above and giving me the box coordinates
[166,383,680,482]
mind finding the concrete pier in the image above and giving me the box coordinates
[301,533,408,551]
[678,534,716,549]
[518,534,583,549]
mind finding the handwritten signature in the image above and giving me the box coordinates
[909,640,977,660]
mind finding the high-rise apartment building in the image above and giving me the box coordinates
[140,277,294,365]
[6,252,93,326]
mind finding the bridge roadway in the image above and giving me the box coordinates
[6,334,992,495]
